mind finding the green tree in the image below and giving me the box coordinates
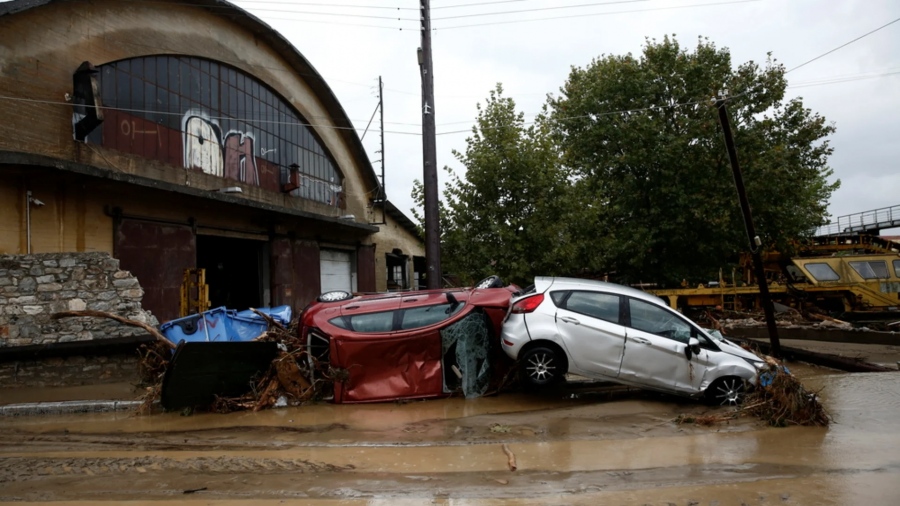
[549,36,838,285]
[413,84,575,286]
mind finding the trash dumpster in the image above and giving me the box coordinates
[159,306,292,343]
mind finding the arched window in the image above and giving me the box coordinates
[86,55,343,207]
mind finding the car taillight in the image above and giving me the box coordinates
[511,293,544,314]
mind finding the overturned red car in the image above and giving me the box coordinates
[300,276,518,403]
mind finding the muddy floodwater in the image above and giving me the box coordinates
[1,364,899,504]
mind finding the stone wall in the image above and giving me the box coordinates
[0,353,143,389]
[0,252,157,348]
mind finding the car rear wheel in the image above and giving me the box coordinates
[520,346,563,387]
[706,376,747,406]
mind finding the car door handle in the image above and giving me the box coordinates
[630,337,651,345]
[560,316,580,325]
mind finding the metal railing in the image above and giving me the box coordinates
[814,204,900,236]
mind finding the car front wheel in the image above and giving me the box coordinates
[706,376,747,406]
[521,346,563,387]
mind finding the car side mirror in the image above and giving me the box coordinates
[685,337,701,359]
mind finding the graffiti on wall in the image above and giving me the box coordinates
[182,109,259,186]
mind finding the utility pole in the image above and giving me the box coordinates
[418,0,442,289]
[375,76,386,224]
[715,95,782,358]
[362,77,386,225]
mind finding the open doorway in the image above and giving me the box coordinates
[196,235,266,311]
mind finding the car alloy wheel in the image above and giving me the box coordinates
[475,275,503,290]
[317,290,353,303]
[521,346,560,386]
[708,376,746,406]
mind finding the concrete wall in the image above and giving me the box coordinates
[0,252,157,348]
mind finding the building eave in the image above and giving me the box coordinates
[0,151,379,233]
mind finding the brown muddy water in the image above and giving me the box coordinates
[1,363,898,504]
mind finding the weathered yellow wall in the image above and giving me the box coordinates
[1,173,114,254]
[0,175,24,254]
[372,210,425,292]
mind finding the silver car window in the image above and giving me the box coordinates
[628,298,693,343]
[561,291,621,324]
[348,311,395,333]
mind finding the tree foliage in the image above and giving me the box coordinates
[417,36,838,287]
[413,84,575,286]
[548,35,837,285]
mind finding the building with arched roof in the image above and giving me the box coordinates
[0,0,425,326]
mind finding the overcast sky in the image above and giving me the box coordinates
[224,0,899,232]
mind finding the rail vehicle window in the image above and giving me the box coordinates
[849,261,890,280]
[805,263,840,282]
[894,260,900,278]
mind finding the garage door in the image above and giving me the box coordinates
[320,249,353,293]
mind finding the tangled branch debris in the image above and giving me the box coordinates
[53,310,176,348]
[743,366,831,427]
[677,358,830,427]
[203,313,341,414]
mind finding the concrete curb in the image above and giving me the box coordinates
[0,399,151,417]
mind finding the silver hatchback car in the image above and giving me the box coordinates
[501,277,764,404]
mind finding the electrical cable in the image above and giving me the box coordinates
[789,69,900,89]
[431,0,647,20]
[786,17,900,74]
[433,0,759,29]
[232,0,537,10]
[431,0,529,9]
[3,62,896,139]
[118,0,420,21]
[230,0,418,10]
[0,94,423,135]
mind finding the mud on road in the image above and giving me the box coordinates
[1,364,899,504]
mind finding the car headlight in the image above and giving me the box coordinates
[743,357,767,371]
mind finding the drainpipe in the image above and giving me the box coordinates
[26,190,32,254]
[25,190,45,254]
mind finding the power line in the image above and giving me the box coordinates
[231,0,417,10]
[116,0,419,29]
[432,0,529,10]
[432,65,900,135]
[434,0,759,29]
[0,94,423,136]
[222,6,419,22]
[786,17,900,74]
[789,69,900,88]
[233,0,536,10]
[431,0,647,20]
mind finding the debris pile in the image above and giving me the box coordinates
[207,312,337,413]
[677,358,831,428]
[54,308,337,414]
[742,361,831,427]
[697,308,858,332]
